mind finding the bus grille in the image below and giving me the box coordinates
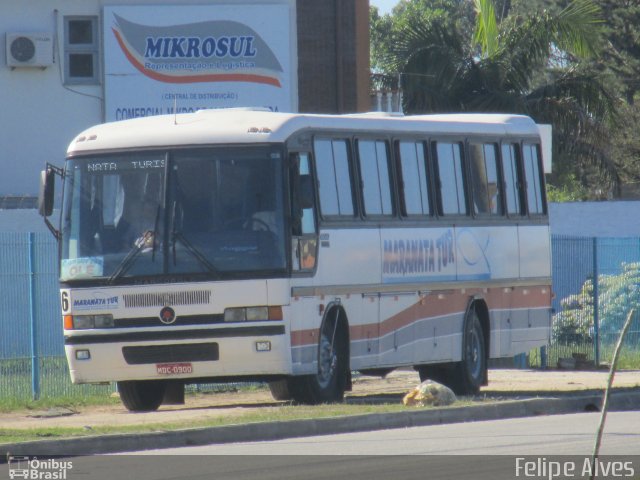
[122,343,219,364]
[122,290,211,308]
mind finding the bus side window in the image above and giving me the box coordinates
[469,142,502,216]
[433,141,467,216]
[356,139,393,216]
[291,152,317,271]
[294,153,317,235]
[397,140,430,216]
[523,143,546,215]
[501,143,524,216]
[313,138,354,217]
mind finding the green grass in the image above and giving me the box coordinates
[2,345,638,446]
[0,400,473,444]
[0,356,264,408]
[0,357,116,401]
[529,345,640,369]
[0,394,120,413]
[598,346,640,370]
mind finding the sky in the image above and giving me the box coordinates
[370,0,399,15]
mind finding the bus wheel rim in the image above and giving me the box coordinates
[317,334,336,388]
[467,327,482,379]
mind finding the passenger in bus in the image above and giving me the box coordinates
[488,182,499,214]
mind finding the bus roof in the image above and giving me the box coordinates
[67,109,541,156]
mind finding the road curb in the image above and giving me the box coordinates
[2,390,639,457]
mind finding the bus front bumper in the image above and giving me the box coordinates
[64,330,291,384]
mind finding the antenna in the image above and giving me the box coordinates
[173,95,178,125]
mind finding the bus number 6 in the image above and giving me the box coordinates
[61,291,70,313]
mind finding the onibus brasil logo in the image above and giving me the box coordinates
[7,456,73,480]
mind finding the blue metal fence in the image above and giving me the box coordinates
[1,232,638,400]
[544,235,640,369]
[0,232,115,400]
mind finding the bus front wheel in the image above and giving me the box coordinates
[289,311,349,404]
[117,380,166,412]
[268,379,292,401]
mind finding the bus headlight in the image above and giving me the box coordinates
[224,308,247,322]
[68,314,114,329]
[94,314,115,328]
[224,306,282,322]
[246,307,269,321]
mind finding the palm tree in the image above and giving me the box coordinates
[382,0,619,193]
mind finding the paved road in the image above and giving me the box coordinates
[137,411,640,455]
[12,411,633,480]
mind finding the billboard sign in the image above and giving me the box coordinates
[103,4,296,121]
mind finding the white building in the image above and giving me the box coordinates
[1,0,370,202]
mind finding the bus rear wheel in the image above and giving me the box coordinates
[117,380,166,412]
[451,309,486,395]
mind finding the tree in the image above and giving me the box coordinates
[591,0,640,195]
[372,0,620,197]
[370,0,474,91]
[598,0,640,106]
[511,0,640,196]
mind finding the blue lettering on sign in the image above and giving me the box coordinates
[144,36,257,59]
[169,38,186,58]
[73,296,119,307]
[115,107,163,120]
[383,230,455,276]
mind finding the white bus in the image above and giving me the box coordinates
[39,109,552,411]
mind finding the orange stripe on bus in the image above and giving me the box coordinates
[290,285,551,347]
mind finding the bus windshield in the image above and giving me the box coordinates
[60,146,286,283]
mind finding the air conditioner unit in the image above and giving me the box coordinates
[6,33,53,68]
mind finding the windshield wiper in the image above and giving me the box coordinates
[151,203,161,262]
[169,200,221,277]
[106,238,147,285]
[172,231,221,277]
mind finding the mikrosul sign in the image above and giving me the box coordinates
[111,14,284,87]
[103,3,296,121]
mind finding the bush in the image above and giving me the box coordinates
[553,262,640,345]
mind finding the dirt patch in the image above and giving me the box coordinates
[482,369,640,393]
[2,369,639,430]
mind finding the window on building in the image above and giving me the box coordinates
[314,138,354,217]
[523,143,545,215]
[434,141,467,215]
[397,140,430,216]
[65,16,99,84]
[469,143,502,216]
[357,139,393,216]
[501,143,524,216]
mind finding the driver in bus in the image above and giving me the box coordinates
[119,191,160,253]
[131,199,159,252]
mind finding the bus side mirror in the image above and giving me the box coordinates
[38,164,63,240]
[299,174,314,210]
[38,168,56,217]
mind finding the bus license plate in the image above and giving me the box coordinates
[156,363,193,375]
